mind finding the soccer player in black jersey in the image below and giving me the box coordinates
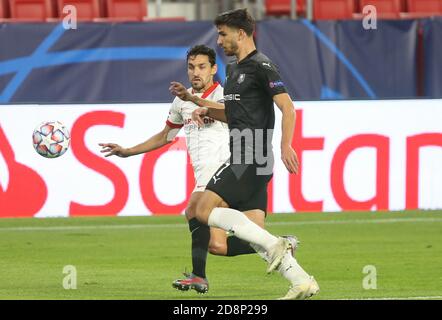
[170,9,319,300]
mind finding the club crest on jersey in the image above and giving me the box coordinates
[237,74,246,84]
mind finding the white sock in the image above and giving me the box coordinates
[277,252,311,286]
[250,243,268,261]
[207,208,311,286]
[208,207,278,252]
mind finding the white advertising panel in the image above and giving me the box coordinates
[0,99,441,217]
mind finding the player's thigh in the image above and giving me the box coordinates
[186,191,228,220]
[207,163,272,210]
[243,209,266,228]
[195,189,225,224]
[193,162,224,193]
[206,163,251,209]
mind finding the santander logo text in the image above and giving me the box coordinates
[0,100,440,218]
[291,110,442,211]
[0,126,48,217]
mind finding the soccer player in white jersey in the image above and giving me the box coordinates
[100,45,296,295]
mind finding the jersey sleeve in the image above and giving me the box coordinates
[257,61,288,97]
[166,97,184,128]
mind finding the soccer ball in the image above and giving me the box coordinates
[32,121,71,158]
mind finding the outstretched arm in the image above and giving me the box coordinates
[189,94,225,110]
[170,81,227,123]
[99,124,178,157]
[273,93,299,174]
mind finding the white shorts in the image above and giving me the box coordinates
[192,163,224,193]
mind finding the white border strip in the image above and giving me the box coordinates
[0,217,441,232]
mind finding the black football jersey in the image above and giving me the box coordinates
[223,50,287,165]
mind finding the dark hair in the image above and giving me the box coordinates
[186,45,216,66]
[214,8,255,36]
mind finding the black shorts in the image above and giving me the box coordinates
[205,162,273,212]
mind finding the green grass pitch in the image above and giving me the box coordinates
[0,211,441,300]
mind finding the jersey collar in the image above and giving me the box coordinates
[191,81,219,98]
[238,49,258,64]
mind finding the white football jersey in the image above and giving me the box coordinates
[166,82,230,175]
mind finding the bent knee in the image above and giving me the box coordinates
[185,203,197,220]
[195,201,214,224]
[209,241,227,256]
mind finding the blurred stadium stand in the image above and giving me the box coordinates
[1,0,189,21]
[102,0,147,21]
[357,0,403,19]
[0,0,8,19]
[8,0,56,21]
[57,0,101,21]
[402,0,442,18]
[0,0,441,102]
[1,0,442,21]
[263,0,442,19]
[408,0,442,13]
[313,0,356,20]
[265,0,306,17]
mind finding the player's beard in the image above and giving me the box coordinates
[223,40,239,56]
[191,79,206,92]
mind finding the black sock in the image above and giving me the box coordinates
[188,218,210,279]
[226,236,256,256]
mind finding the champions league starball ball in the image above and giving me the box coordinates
[32,121,71,158]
